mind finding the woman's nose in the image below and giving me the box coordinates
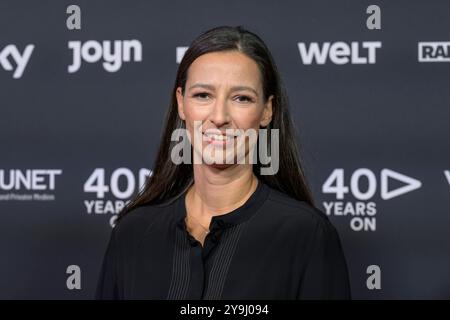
[209,96,230,127]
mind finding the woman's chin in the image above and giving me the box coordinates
[208,162,235,170]
[201,155,236,169]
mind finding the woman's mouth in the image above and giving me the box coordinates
[203,132,236,147]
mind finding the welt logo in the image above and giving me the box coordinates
[297,41,382,65]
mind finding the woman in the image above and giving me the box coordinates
[95,26,351,300]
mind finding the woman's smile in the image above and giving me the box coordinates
[203,130,237,148]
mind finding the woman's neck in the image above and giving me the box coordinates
[187,164,258,220]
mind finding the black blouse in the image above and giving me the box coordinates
[95,179,351,299]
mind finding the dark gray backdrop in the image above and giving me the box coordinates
[1,0,449,299]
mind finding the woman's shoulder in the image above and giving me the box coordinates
[264,185,337,237]
[112,200,174,243]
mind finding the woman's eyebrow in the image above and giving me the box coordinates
[188,83,258,96]
[188,83,215,91]
[230,85,259,96]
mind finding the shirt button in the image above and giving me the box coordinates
[190,241,198,247]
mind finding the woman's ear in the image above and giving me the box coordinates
[176,87,186,120]
[260,95,273,127]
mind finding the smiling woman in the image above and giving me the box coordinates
[176,50,274,171]
[95,25,351,300]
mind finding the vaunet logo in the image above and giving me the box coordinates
[0,169,62,201]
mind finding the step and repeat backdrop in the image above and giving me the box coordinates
[1,0,449,299]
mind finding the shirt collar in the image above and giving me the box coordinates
[174,178,270,231]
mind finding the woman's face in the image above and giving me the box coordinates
[176,51,273,168]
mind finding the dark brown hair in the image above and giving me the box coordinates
[117,25,315,222]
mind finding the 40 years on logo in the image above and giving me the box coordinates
[83,168,152,227]
[321,168,422,232]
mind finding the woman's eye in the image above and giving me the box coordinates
[235,95,253,103]
[193,92,210,100]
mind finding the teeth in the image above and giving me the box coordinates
[204,133,232,141]
[212,134,229,141]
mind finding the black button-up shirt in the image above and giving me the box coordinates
[96,180,351,299]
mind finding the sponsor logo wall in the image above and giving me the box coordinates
[1,0,449,299]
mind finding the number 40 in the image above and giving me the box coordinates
[84,168,151,199]
[322,168,377,200]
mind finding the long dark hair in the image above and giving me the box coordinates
[117,25,315,222]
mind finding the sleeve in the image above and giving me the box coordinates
[95,228,120,300]
[297,214,351,300]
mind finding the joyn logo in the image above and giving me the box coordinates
[68,40,142,73]
[297,41,382,65]
[0,44,34,79]
[418,42,450,62]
